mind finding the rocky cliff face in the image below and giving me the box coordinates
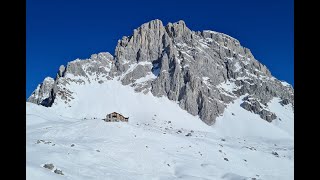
[28,77,55,106]
[27,19,294,125]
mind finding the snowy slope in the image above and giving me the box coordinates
[27,82,294,180]
[50,79,212,132]
[269,98,294,137]
[214,96,293,140]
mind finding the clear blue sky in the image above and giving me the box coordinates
[27,0,293,97]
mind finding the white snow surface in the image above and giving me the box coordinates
[215,96,293,140]
[269,98,294,136]
[233,62,242,72]
[202,77,210,86]
[217,81,240,96]
[280,81,291,87]
[203,30,218,34]
[134,73,157,84]
[27,79,293,180]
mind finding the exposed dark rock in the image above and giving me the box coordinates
[43,163,54,170]
[280,98,290,106]
[241,97,277,122]
[54,169,64,175]
[272,151,279,157]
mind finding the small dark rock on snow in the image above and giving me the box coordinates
[280,99,290,106]
[43,163,54,170]
[272,151,279,157]
[224,158,229,161]
[36,140,45,144]
[185,133,192,137]
[246,146,256,151]
[71,144,75,147]
[54,169,64,175]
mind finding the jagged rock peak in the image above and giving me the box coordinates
[27,77,55,106]
[57,65,66,78]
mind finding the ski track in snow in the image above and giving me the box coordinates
[27,80,293,180]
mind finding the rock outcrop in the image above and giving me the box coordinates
[240,96,277,122]
[28,77,55,107]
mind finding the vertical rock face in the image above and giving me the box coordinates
[57,65,66,78]
[27,77,55,107]
[27,19,294,125]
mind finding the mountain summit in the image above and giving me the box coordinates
[27,19,293,125]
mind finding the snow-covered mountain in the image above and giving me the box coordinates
[27,19,294,179]
[28,19,293,125]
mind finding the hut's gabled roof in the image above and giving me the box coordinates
[108,112,125,117]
